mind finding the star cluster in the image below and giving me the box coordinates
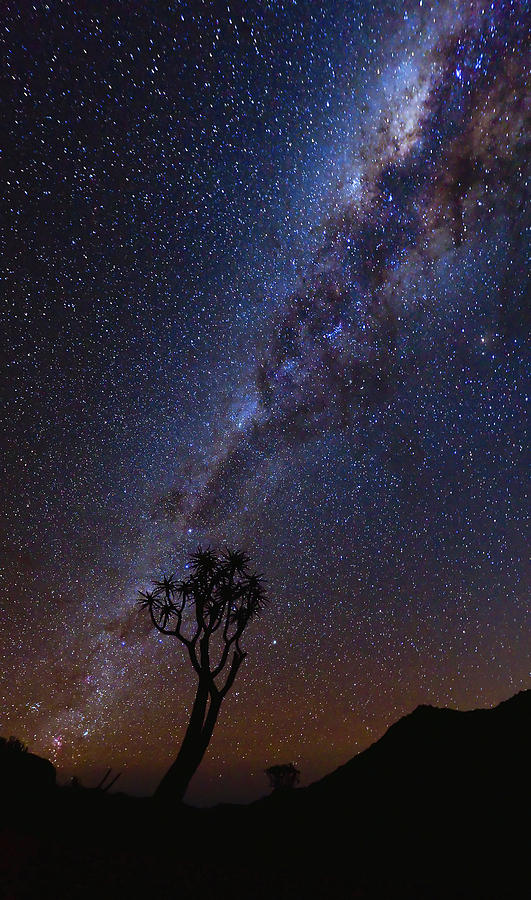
[1,0,529,804]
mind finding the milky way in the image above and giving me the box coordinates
[169,0,529,530]
[2,0,529,804]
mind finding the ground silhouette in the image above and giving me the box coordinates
[1,690,528,898]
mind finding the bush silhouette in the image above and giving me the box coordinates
[265,763,300,791]
[0,736,28,755]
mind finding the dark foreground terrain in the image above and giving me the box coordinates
[1,690,529,899]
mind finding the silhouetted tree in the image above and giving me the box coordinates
[138,547,267,802]
[265,762,300,791]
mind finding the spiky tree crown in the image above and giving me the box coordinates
[138,548,265,636]
[137,547,267,693]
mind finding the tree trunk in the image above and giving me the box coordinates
[154,683,222,803]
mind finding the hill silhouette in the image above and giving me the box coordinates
[305,688,530,804]
[1,691,528,898]
[249,690,530,897]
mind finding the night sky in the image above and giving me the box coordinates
[2,0,529,805]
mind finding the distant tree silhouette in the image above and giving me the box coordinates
[138,547,267,802]
[265,762,300,792]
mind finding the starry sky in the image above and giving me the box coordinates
[2,0,529,805]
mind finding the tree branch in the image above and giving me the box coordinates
[187,637,201,675]
[148,605,179,637]
[219,649,245,698]
[211,624,242,679]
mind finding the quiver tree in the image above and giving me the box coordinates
[265,763,300,792]
[138,547,266,802]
